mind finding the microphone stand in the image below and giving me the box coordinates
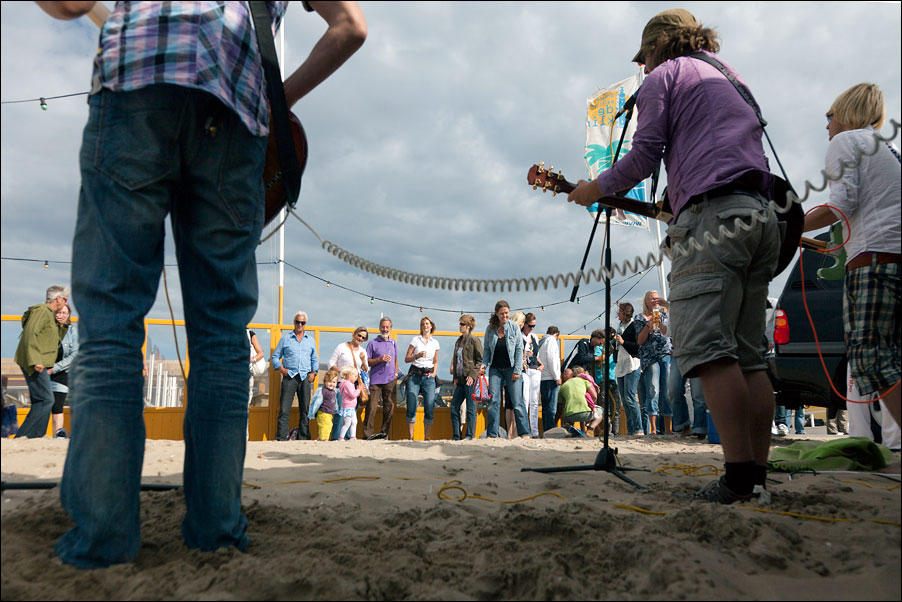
[523,98,650,489]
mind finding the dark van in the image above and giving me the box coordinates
[768,233,845,410]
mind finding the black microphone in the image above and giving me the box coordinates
[614,92,638,120]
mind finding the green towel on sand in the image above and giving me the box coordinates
[768,437,894,472]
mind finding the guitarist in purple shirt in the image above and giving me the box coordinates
[570,9,779,505]
[36,0,366,569]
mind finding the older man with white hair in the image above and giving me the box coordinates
[14,285,70,438]
[272,311,318,440]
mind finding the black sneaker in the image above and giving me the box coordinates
[54,428,68,439]
[692,476,753,505]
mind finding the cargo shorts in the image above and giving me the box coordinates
[666,192,780,378]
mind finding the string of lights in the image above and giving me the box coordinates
[1,255,651,321]
[0,91,89,110]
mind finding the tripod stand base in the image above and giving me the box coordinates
[521,447,650,489]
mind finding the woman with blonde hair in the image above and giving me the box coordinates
[803,82,901,431]
[635,290,672,434]
[480,300,529,438]
[404,316,440,440]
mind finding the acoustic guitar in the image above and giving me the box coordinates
[86,3,307,226]
[527,163,808,275]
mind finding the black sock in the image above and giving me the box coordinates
[754,465,767,488]
[724,461,756,495]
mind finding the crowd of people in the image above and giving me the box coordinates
[259,292,715,442]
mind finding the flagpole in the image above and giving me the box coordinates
[277,21,286,326]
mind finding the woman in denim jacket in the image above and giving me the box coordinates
[480,300,530,438]
[50,303,79,438]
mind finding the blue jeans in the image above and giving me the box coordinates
[486,368,529,437]
[784,407,806,434]
[540,379,560,433]
[656,355,672,425]
[450,380,475,439]
[667,356,707,434]
[616,370,641,435]
[55,86,266,568]
[406,372,436,425]
[17,369,54,438]
[638,362,661,434]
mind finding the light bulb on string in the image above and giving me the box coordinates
[43,260,49,268]
[40,98,47,111]
[326,281,331,287]
[370,297,374,304]
[419,307,423,313]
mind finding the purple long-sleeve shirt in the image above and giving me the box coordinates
[595,51,769,218]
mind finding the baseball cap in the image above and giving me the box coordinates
[632,8,698,64]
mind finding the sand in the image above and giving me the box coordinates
[1,434,900,601]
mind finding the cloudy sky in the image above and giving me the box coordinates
[2,1,900,360]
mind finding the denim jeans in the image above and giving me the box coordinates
[638,362,660,434]
[667,356,707,434]
[55,86,265,568]
[784,407,806,434]
[616,370,641,435]
[486,368,529,437]
[539,379,560,433]
[656,355,672,423]
[276,374,312,440]
[450,380,475,439]
[406,373,436,424]
[17,369,54,438]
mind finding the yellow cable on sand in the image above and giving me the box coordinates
[437,480,567,504]
[654,464,722,477]
[614,504,667,516]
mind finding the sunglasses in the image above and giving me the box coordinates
[459,322,467,327]
[294,320,306,325]
[357,333,368,339]
[526,324,536,329]
[826,113,833,124]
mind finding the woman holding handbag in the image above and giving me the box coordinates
[449,315,483,440]
[328,326,370,440]
[404,317,440,441]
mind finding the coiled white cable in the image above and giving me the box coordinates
[273,119,900,292]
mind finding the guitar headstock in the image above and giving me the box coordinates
[527,162,575,196]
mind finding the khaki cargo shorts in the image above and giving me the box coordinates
[666,192,780,378]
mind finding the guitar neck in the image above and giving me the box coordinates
[527,164,661,220]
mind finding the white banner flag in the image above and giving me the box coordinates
[585,73,648,229]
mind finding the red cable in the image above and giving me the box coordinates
[798,205,900,404]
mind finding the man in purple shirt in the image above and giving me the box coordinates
[365,317,400,439]
[569,9,779,505]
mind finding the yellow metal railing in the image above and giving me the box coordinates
[3,315,584,440]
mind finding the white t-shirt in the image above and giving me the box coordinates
[409,335,440,369]
[614,320,642,378]
[329,343,367,375]
[825,127,901,262]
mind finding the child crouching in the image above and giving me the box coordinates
[338,366,361,440]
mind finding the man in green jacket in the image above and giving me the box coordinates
[14,285,69,438]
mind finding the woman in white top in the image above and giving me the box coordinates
[328,326,369,439]
[803,82,902,429]
[520,313,544,437]
[404,316,440,440]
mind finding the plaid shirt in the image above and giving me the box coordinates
[90,1,294,136]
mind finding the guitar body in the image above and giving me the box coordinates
[527,163,804,275]
[263,112,308,226]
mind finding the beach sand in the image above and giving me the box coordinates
[2,434,899,601]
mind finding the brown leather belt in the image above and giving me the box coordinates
[846,252,902,272]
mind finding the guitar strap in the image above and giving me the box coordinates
[688,52,803,274]
[688,52,793,192]
[249,1,301,208]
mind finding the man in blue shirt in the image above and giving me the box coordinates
[272,311,319,440]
